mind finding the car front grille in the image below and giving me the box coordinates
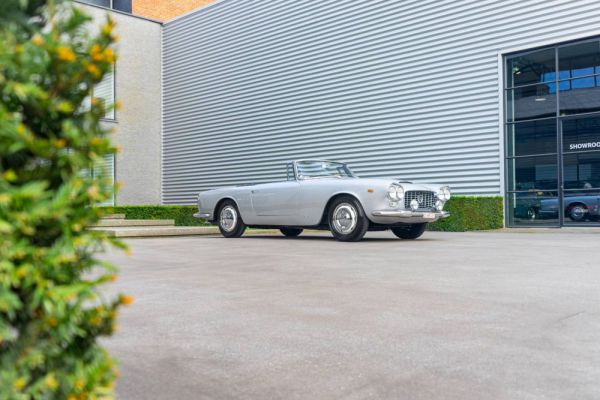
[404,191,436,210]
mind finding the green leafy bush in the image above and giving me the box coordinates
[100,199,503,231]
[0,1,127,398]
[99,205,209,226]
[428,196,504,231]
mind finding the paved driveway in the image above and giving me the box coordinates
[101,230,600,400]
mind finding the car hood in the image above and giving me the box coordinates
[358,177,444,192]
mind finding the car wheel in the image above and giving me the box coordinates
[280,227,303,237]
[568,203,587,222]
[391,223,427,240]
[527,207,538,221]
[217,200,246,238]
[328,196,369,242]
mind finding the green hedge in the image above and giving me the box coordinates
[100,197,504,231]
[428,196,504,231]
[98,205,210,226]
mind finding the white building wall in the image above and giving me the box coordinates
[82,3,163,205]
[161,0,600,205]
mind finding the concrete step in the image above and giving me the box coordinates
[89,226,219,237]
[101,213,126,219]
[92,219,175,227]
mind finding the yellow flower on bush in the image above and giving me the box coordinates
[86,63,101,79]
[57,46,76,62]
[91,44,103,62]
[14,378,26,390]
[104,47,116,63]
[87,185,99,199]
[45,374,58,390]
[101,20,116,36]
[120,295,134,305]
[3,169,17,182]
[31,34,44,46]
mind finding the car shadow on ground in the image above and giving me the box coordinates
[236,235,438,242]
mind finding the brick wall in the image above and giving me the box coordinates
[133,0,215,21]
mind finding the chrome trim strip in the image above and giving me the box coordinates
[193,212,211,219]
[372,210,450,219]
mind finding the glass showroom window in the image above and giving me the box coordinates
[505,38,600,227]
[506,48,559,226]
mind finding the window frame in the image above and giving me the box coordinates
[504,36,600,227]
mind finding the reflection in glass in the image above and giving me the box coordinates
[563,151,600,189]
[507,155,557,191]
[563,117,600,153]
[506,49,555,87]
[558,41,600,79]
[562,189,600,223]
[559,78,600,115]
[507,120,557,157]
[506,84,557,122]
[80,0,111,6]
[112,0,132,12]
[508,192,559,225]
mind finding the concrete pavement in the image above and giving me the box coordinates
[100,230,600,399]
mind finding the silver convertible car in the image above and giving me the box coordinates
[194,160,451,241]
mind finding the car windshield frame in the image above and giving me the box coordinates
[293,160,356,180]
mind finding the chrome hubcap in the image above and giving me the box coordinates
[332,203,357,234]
[220,206,237,232]
[571,206,585,220]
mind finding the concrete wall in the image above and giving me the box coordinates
[162,0,600,205]
[81,4,163,205]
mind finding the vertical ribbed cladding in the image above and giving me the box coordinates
[162,0,600,205]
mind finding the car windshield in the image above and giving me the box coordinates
[296,161,355,179]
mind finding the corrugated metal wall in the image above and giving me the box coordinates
[162,0,600,204]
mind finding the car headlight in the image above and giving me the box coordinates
[387,186,399,201]
[387,184,405,201]
[395,184,405,200]
[437,186,451,202]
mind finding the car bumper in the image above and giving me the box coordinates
[370,210,450,224]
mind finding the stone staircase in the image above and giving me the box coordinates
[89,214,219,238]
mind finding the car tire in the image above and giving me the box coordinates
[527,207,538,221]
[568,203,587,222]
[280,227,303,237]
[327,195,369,242]
[217,200,246,238]
[391,223,427,240]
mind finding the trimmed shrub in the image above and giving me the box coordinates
[428,196,504,231]
[101,198,503,231]
[0,1,126,398]
[99,205,210,226]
